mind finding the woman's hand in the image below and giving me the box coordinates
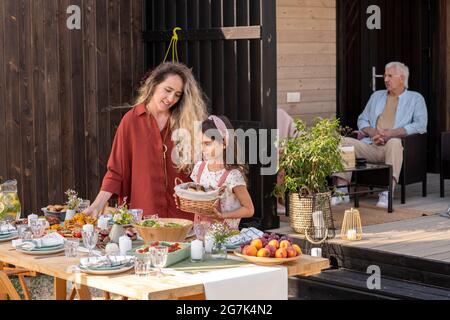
[173,193,180,209]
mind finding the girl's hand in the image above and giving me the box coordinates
[212,207,224,219]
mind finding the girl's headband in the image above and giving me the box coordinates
[208,115,230,146]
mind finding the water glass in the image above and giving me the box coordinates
[31,219,48,238]
[17,225,32,240]
[64,238,79,257]
[134,252,152,277]
[82,230,98,257]
[194,223,209,241]
[130,209,143,223]
[78,199,91,213]
[150,246,168,277]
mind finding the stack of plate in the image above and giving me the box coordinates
[79,256,135,275]
[17,243,65,255]
[0,230,18,242]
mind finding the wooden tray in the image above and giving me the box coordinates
[233,249,301,266]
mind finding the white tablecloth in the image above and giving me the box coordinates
[190,265,288,300]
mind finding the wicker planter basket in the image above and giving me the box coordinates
[288,190,335,238]
[174,178,223,216]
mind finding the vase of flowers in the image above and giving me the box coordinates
[65,189,82,221]
[208,222,231,260]
[110,199,134,243]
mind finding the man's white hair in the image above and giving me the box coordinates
[385,62,409,89]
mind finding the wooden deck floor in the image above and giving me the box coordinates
[330,214,450,263]
[271,173,450,265]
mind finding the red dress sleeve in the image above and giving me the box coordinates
[101,118,131,198]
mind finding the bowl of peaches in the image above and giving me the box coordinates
[233,233,302,266]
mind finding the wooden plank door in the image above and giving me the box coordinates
[338,0,440,171]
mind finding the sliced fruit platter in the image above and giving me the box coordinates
[233,233,302,266]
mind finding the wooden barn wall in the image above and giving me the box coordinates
[0,0,144,214]
[276,0,337,125]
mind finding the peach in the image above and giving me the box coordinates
[265,245,277,257]
[279,240,291,249]
[268,239,279,249]
[275,248,288,259]
[286,246,297,258]
[251,238,263,250]
[243,245,258,257]
[292,244,302,255]
[257,248,271,258]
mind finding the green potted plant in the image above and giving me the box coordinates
[274,118,344,236]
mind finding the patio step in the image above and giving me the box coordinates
[289,269,450,300]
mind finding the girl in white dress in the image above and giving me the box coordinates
[190,115,254,229]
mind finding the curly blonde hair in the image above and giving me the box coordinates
[135,62,208,172]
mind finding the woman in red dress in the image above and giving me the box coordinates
[85,62,208,220]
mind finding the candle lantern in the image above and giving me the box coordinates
[340,208,363,241]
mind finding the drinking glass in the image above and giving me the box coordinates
[82,230,98,258]
[194,223,208,241]
[130,209,143,223]
[64,238,80,258]
[31,219,48,238]
[78,199,91,213]
[134,252,152,277]
[17,225,31,239]
[150,246,168,277]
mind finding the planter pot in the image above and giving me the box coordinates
[288,191,335,238]
[65,209,76,221]
[109,224,126,243]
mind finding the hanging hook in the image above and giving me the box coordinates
[172,27,182,41]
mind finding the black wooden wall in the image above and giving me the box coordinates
[143,0,279,229]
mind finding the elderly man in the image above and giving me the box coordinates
[334,62,428,208]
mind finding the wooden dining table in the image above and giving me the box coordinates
[0,242,330,300]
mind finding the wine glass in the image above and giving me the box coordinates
[30,219,48,238]
[150,246,168,277]
[194,223,208,241]
[82,230,99,258]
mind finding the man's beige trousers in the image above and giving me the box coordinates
[334,137,403,184]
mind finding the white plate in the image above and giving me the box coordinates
[79,264,134,275]
[19,247,65,255]
[0,234,18,242]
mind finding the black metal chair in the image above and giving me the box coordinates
[441,131,450,198]
[351,132,427,204]
[398,133,427,204]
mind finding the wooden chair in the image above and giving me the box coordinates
[0,262,33,300]
[441,131,450,198]
[350,132,427,204]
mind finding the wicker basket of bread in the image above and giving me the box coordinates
[174,178,225,216]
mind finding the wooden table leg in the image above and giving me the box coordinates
[75,285,92,300]
[179,293,206,300]
[54,277,67,300]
